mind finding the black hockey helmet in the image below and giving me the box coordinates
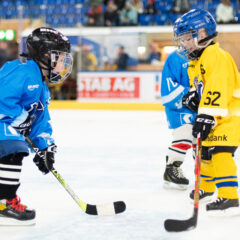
[26,27,73,84]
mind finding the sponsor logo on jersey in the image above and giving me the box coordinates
[28,84,39,91]
[207,134,228,142]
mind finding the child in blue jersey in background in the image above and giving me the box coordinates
[0,27,73,225]
[161,50,196,190]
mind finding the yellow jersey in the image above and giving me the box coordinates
[188,43,240,146]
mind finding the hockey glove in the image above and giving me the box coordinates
[13,115,33,137]
[33,144,57,174]
[182,91,200,113]
[192,114,215,140]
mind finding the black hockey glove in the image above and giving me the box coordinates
[13,115,33,137]
[33,144,57,174]
[192,114,215,140]
[182,90,200,113]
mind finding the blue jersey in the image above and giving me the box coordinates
[0,59,54,154]
[160,51,195,129]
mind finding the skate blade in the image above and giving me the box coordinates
[0,216,36,226]
[207,207,240,217]
[163,181,188,190]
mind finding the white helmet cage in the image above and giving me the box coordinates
[49,50,73,84]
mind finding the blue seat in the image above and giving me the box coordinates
[139,14,153,26]
[142,0,148,8]
[65,15,77,27]
[155,1,171,12]
[23,7,30,18]
[46,6,55,15]
[15,0,25,6]
[73,5,85,15]
[236,13,240,23]
[31,7,42,18]
[30,0,42,5]
[66,5,76,14]
[155,14,169,25]
[169,13,182,24]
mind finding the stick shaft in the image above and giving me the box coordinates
[164,134,202,232]
[25,136,126,215]
[24,136,87,211]
[194,135,202,211]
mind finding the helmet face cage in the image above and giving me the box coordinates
[173,30,197,60]
[173,9,217,60]
[49,50,73,84]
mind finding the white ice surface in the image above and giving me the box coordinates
[1,110,240,240]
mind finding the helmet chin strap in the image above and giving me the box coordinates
[193,32,218,49]
[194,37,212,49]
[37,57,55,82]
[187,35,216,60]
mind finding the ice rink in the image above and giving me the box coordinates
[1,109,240,240]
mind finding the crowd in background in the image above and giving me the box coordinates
[0,0,237,27]
[85,0,238,27]
[0,41,18,68]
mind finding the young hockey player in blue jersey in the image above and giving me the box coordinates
[161,50,196,190]
[0,27,73,225]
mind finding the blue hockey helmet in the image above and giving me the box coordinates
[173,9,217,60]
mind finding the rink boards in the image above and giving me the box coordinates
[49,100,164,111]
[50,71,165,111]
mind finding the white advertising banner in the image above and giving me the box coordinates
[77,71,162,103]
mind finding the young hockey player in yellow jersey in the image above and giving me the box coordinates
[174,9,240,216]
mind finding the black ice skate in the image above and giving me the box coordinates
[0,196,36,226]
[163,159,189,190]
[190,189,214,203]
[206,198,240,216]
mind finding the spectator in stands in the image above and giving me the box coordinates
[81,45,98,71]
[115,45,129,70]
[104,0,126,11]
[119,1,138,26]
[104,1,119,26]
[143,0,157,15]
[216,0,237,24]
[7,41,18,61]
[87,3,104,26]
[131,0,143,14]
[0,41,8,68]
[172,0,190,14]
[61,77,77,100]
[148,43,161,64]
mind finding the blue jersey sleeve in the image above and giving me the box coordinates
[160,51,189,110]
[29,83,54,150]
[0,60,27,120]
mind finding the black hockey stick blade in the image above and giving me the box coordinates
[86,201,126,215]
[164,209,198,232]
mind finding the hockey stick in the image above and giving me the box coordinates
[25,136,126,216]
[164,133,202,232]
